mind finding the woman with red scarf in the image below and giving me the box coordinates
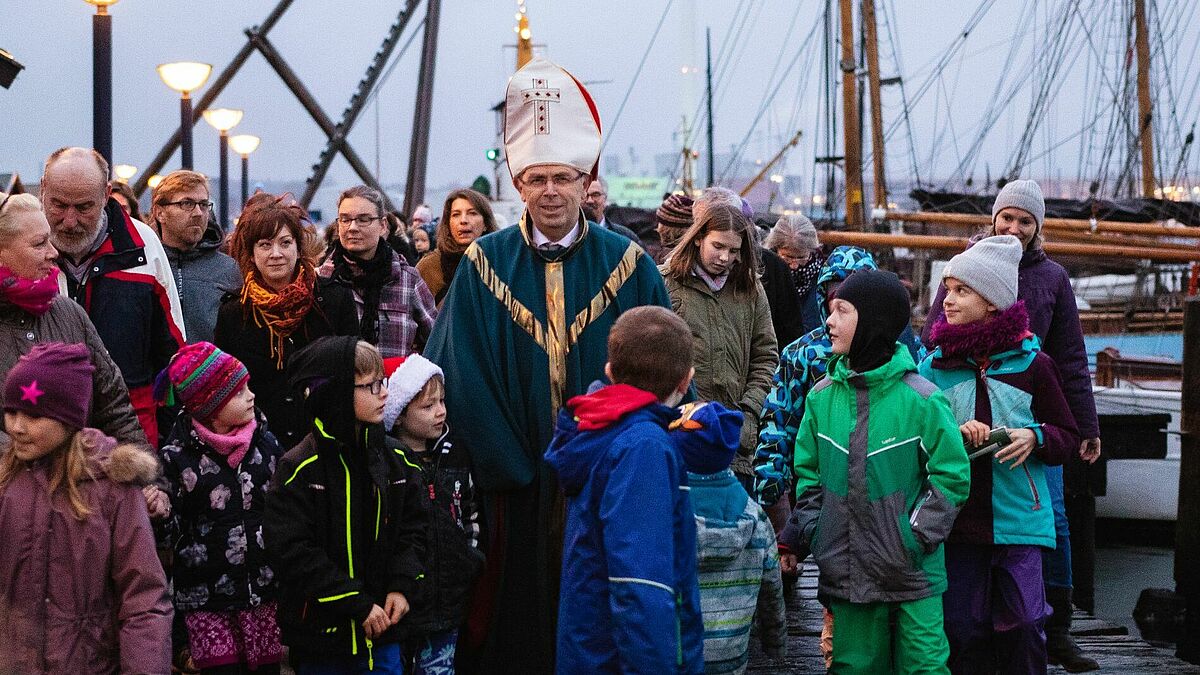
[214,193,358,450]
[0,192,145,445]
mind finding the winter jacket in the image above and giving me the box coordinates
[159,409,283,612]
[163,219,243,344]
[753,247,923,506]
[214,277,359,450]
[0,296,146,445]
[759,247,806,349]
[415,248,460,307]
[690,468,787,674]
[57,199,186,442]
[919,305,1081,548]
[545,383,705,674]
[264,336,428,663]
[663,270,779,475]
[388,427,484,634]
[778,345,971,604]
[342,251,438,359]
[0,430,172,674]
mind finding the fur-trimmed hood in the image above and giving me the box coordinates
[928,300,1032,362]
[81,428,160,485]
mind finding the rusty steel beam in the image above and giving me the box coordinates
[884,209,1200,239]
[818,229,1200,263]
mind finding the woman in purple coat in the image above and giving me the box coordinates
[922,179,1102,672]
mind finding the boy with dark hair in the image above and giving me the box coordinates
[545,306,704,674]
[779,270,971,673]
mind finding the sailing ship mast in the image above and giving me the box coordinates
[1134,0,1156,198]
[862,0,888,212]
[839,0,865,230]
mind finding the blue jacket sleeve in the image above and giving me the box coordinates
[600,437,686,674]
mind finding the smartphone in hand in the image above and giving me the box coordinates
[967,427,1012,460]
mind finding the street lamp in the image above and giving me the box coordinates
[228,134,260,213]
[83,0,119,170]
[202,108,243,227]
[147,174,164,189]
[157,61,212,170]
[113,164,137,183]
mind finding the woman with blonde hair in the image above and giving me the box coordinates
[661,203,778,493]
[417,188,498,305]
[0,342,171,673]
[0,192,145,444]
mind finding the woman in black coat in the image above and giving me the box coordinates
[213,193,359,450]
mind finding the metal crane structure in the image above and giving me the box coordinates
[132,0,441,217]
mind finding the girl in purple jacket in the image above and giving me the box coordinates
[0,343,172,673]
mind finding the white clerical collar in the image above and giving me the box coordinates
[530,221,581,250]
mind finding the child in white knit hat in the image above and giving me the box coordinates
[919,234,1081,673]
[382,354,484,673]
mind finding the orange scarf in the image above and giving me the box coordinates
[240,267,316,367]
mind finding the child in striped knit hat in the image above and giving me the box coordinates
[154,341,286,674]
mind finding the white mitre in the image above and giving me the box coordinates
[503,57,602,185]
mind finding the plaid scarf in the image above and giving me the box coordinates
[240,267,316,367]
[790,253,823,298]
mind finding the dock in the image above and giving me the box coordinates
[747,564,1200,673]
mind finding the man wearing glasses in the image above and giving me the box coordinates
[40,147,185,445]
[581,177,642,246]
[151,170,242,344]
[425,57,673,674]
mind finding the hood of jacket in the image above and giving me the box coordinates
[546,383,676,496]
[75,427,160,485]
[688,468,757,566]
[285,335,368,448]
[815,246,877,323]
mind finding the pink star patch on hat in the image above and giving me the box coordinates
[19,380,44,405]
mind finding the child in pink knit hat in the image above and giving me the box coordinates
[155,341,286,673]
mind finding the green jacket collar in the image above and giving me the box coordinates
[825,343,917,387]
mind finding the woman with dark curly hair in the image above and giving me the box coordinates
[213,193,359,450]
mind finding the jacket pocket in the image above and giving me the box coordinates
[862,491,921,589]
[810,492,850,588]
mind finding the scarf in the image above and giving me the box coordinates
[0,266,60,316]
[191,417,258,469]
[241,266,316,367]
[790,252,823,298]
[929,301,1031,361]
[331,242,394,344]
[693,263,729,292]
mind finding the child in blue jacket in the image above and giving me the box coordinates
[545,306,704,674]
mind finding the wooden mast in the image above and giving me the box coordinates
[862,0,887,211]
[1134,0,1157,198]
[839,0,864,229]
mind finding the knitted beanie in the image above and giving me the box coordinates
[669,401,744,475]
[155,341,250,420]
[3,342,95,429]
[382,354,444,431]
[656,194,694,229]
[941,235,1023,311]
[991,179,1045,230]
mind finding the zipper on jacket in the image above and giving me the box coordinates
[1021,465,1042,511]
[675,592,683,667]
[909,488,934,526]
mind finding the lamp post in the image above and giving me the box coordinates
[228,134,260,213]
[202,108,243,227]
[83,0,118,170]
[147,174,164,190]
[113,164,137,183]
[157,62,212,170]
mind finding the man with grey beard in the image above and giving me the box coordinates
[40,147,185,445]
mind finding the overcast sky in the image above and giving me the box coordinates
[3,1,1197,204]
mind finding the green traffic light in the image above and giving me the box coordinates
[485,148,500,161]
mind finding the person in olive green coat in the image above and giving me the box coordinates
[661,203,778,489]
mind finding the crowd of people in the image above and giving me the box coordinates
[0,55,1104,675]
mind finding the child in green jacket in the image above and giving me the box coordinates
[778,269,970,673]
